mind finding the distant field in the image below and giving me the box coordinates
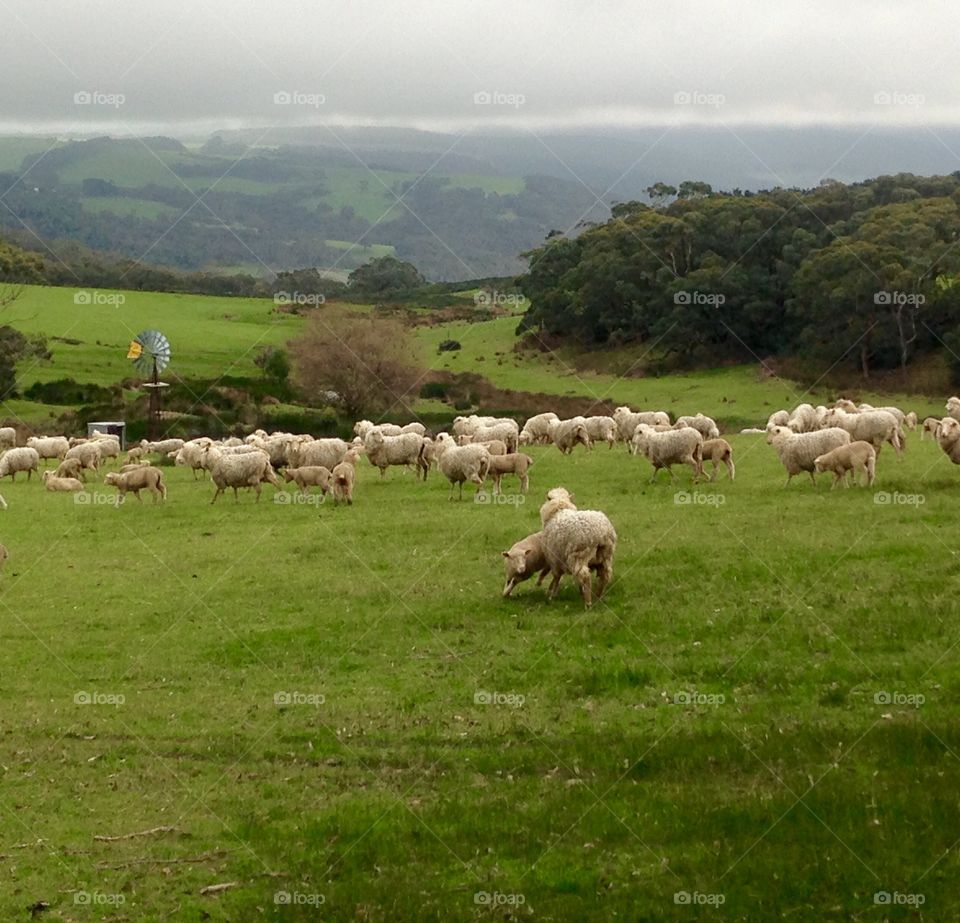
[82,195,180,219]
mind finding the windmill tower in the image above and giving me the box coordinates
[127,330,171,441]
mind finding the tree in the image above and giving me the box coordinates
[348,257,425,296]
[288,309,423,418]
[644,183,677,208]
[254,346,290,385]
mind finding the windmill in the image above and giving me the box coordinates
[127,330,171,440]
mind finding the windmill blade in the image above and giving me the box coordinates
[129,330,171,376]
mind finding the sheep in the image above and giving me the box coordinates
[41,471,84,491]
[139,438,184,457]
[64,441,102,475]
[921,416,943,441]
[552,417,591,454]
[833,398,859,414]
[766,425,851,486]
[675,413,720,440]
[104,466,167,503]
[54,457,86,481]
[206,449,279,503]
[400,422,426,435]
[90,433,121,462]
[538,487,617,608]
[501,531,551,597]
[813,441,877,488]
[282,465,332,499]
[456,435,508,455]
[417,437,439,481]
[354,420,403,438]
[438,444,490,500]
[520,412,560,446]
[452,414,497,437]
[470,421,519,453]
[937,417,960,464]
[787,403,819,433]
[947,397,960,422]
[0,427,15,451]
[700,438,735,481]
[172,441,210,479]
[26,436,68,462]
[582,415,617,449]
[291,437,351,471]
[125,447,145,464]
[0,447,39,481]
[364,429,424,478]
[905,411,918,431]
[331,450,361,505]
[120,463,150,473]
[631,424,703,482]
[766,410,790,430]
[821,408,902,456]
[612,407,671,445]
[486,452,534,495]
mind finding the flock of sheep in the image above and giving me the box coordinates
[1,393,959,606]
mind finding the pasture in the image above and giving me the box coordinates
[2,430,959,920]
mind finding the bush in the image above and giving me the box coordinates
[438,339,462,352]
[420,381,449,399]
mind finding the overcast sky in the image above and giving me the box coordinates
[1,0,958,136]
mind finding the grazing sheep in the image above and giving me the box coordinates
[90,433,121,463]
[821,408,902,456]
[612,407,671,445]
[520,412,560,445]
[787,403,819,433]
[486,452,534,494]
[104,466,167,503]
[139,438,185,457]
[331,450,360,505]
[54,457,86,481]
[766,410,790,430]
[947,397,960,422]
[206,448,279,503]
[292,437,351,471]
[501,531,551,597]
[41,471,84,492]
[538,488,617,608]
[631,424,703,482]
[766,425,851,486]
[417,437,439,481]
[553,417,591,454]
[813,441,877,488]
[438,444,490,500]
[675,413,720,440]
[470,421,519,453]
[700,438,735,481]
[456,435,508,456]
[119,463,150,473]
[921,416,943,441]
[26,436,69,462]
[937,417,960,464]
[400,422,426,435]
[125,447,145,464]
[452,414,498,437]
[833,398,859,414]
[0,427,15,451]
[0,447,39,481]
[582,415,618,449]
[905,411,918,431]
[64,442,102,475]
[282,465,332,499]
[364,429,424,478]
[172,441,211,479]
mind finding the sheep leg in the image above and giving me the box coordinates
[254,483,262,502]
[211,487,223,504]
[808,470,817,486]
[520,473,529,493]
[547,571,563,599]
[134,489,143,503]
[233,487,240,502]
[595,559,612,600]
[727,458,735,481]
[536,568,550,587]
[575,567,593,608]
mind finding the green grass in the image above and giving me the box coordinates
[1,435,959,919]
[82,196,181,219]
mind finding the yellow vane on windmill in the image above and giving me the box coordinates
[127,340,143,360]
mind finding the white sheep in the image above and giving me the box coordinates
[438,443,490,500]
[485,453,534,494]
[766,410,790,430]
[675,413,720,440]
[104,466,167,503]
[766,425,851,486]
[364,430,424,478]
[0,447,40,481]
[813,441,877,488]
[282,465,332,499]
[582,415,617,449]
[552,417,591,454]
[501,531,551,597]
[921,416,942,441]
[538,487,617,608]
[292,437,351,471]
[947,397,960,422]
[41,471,84,491]
[612,407,671,445]
[700,438,735,481]
[787,403,819,433]
[172,441,210,478]
[54,457,86,481]
[140,438,185,457]
[205,448,279,503]
[520,412,560,445]
[0,427,15,451]
[470,420,519,453]
[937,417,960,464]
[331,450,361,505]
[631,424,703,482]
[26,436,69,462]
[64,442,102,474]
[904,411,918,431]
[821,408,902,456]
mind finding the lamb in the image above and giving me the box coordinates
[700,438,735,481]
[26,436,68,462]
[520,412,560,446]
[921,416,943,441]
[552,417,591,454]
[64,441,102,474]
[0,427,15,451]
[41,471,84,491]
[486,452,534,495]
[787,403,819,433]
[103,466,167,503]
[612,407,671,445]
[947,397,960,422]
[582,415,618,449]
[631,424,703,482]
[821,408,902,456]
[675,413,720,440]
[937,417,960,464]
[0,447,39,481]
[292,437,351,470]
[537,487,617,608]
[813,441,877,488]
[364,429,424,478]
[206,449,279,503]
[331,450,361,505]
[766,425,851,486]
[139,438,184,457]
[417,437,439,481]
[125,447,145,464]
[54,457,86,481]
[452,414,497,437]
[905,411,918,431]
[282,465,332,499]
[501,531,551,597]
[438,443,490,500]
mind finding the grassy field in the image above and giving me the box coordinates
[1,429,959,920]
